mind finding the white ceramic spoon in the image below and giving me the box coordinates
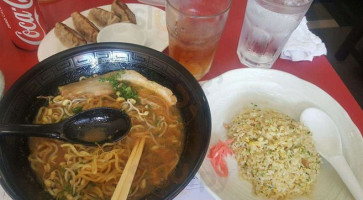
[300,108,363,200]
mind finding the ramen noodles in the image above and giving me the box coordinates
[28,70,184,200]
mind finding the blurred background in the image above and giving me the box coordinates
[306,0,363,109]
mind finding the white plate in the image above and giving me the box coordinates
[37,3,168,61]
[198,68,363,200]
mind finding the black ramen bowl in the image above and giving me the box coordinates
[0,43,211,200]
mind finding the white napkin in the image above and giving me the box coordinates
[280,17,327,61]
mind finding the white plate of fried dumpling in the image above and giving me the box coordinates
[37,3,168,61]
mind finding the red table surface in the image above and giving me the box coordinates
[0,0,362,135]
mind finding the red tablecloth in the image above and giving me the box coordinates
[0,0,362,134]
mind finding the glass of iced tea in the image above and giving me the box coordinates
[166,0,231,80]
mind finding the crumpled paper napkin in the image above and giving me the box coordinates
[280,17,327,61]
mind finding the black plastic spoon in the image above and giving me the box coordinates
[0,107,131,146]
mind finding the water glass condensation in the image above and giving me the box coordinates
[166,0,231,80]
[237,0,313,68]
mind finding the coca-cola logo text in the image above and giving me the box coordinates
[3,0,32,9]
[3,0,46,45]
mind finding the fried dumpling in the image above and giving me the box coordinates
[71,12,99,43]
[54,22,87,48]
[111,0,136,24]
[88,8,121,28]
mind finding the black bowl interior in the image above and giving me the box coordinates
[0,43,211,200]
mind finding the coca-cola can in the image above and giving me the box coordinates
[0,0,48,51]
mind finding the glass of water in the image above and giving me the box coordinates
[237,0,313,68]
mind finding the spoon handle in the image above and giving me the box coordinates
[328,155,363,200]
[0,124,62,139]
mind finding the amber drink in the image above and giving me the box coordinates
[166,0,231,80]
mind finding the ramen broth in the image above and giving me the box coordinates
[28,71,184,200]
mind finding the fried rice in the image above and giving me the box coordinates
[227,107,321,199]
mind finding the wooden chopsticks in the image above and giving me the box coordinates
[111,137,146,200]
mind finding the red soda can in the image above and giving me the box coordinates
[0,0,48,51]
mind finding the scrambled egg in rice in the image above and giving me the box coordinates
[227,107,321,199]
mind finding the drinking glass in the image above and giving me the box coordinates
[237,0,313,68]
[166,0,231,80]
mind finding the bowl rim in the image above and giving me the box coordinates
[0,42,211,200]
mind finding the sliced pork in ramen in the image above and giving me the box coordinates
[59,70,177,106]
